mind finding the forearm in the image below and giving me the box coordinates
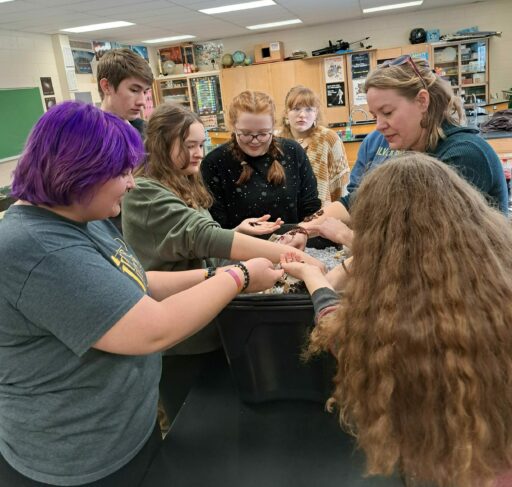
[302,271,335,295]
[230,232,319,267]
[300,202,350,236]
[94,270,243,355]
[146,269,207,301]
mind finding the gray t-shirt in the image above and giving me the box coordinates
[0,205,161,485]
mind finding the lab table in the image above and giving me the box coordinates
[142,353,404,487]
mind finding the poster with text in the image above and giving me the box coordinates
[326,82,345,107]
[352,78,367,105]
[324,57,344,83]
[351,52,370,79]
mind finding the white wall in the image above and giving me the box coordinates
[222,0,512,97]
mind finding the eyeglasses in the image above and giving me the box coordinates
[235,131,273,143]
[289,107,316,115]
[381,54,429,90]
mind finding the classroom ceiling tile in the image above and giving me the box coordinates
[0,0,493,43]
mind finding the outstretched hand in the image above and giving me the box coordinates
[279,252,323,282]
[236,215,284,236]
[306,217,353,248]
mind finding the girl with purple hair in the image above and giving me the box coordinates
[0,101,282,487]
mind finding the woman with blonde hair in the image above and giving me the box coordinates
[293,56,508,250]
[122,103,323,423]
[281,152,512,487]
[201,90,322,229]
[279,85,350,203]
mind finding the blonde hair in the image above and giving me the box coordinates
[365,59,464,151]
[228,90,285,186]
[137,103,213,209]
[280,85,323,139]
[311,153,512,487]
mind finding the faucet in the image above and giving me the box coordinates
[348,107,370,125]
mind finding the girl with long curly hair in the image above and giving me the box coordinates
[281,152,512,487]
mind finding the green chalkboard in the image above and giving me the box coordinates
[0,88,44,160]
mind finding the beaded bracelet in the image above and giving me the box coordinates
[204,266,216,280]
[233,263,250,291]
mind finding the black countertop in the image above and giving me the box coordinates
[142,353,404,487]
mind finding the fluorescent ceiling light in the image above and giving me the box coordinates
[143,35,196,44]
[363,1,423,13]
[0,1,16,3]
[61,21,134,33]
[247,19,302,30]
[200,0,275,15]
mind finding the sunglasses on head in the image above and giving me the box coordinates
[381,54,429,90]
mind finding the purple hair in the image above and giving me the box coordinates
[11,101,145,206]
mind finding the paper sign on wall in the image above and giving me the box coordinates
[324,57,344,83]
[326,82,345,107]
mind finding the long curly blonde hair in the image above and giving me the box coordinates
[311,153,512,487]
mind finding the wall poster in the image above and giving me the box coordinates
[351,52,370,105]
[326,82,345,107]
[324,57,344,83]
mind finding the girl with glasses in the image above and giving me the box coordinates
[298,56,508,249]
[279,85,350,204]
[121,103,324,424]
[201,90,322,230]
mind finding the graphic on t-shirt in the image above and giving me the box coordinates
[376,146,404,158]
[111,239,147,292]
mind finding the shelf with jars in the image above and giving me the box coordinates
[153,71,224,129]
[433,38,489,107]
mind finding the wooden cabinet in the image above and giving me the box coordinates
[220,57,351,125]
[376,43,432,66]
[432,38,489,105]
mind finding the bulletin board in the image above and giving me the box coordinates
[0,88,44,161]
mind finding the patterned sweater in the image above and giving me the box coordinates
[302,126,350,203]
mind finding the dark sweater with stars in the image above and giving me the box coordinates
[201,138,322,228]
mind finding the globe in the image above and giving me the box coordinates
[232,50,246,65]
[222,53,234,68]
[162,60,175,75]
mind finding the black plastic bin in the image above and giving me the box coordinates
[217,293,335,403]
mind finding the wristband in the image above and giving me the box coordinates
[225,269,243,291]
[233,263,250,291]
[341,259,350,275]
[204,266,216,280]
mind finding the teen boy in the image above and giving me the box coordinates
[97,48,154,136]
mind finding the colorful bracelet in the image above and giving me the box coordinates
[204,266,216,280]
[233,263,250,291]
[225,268,243,291]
